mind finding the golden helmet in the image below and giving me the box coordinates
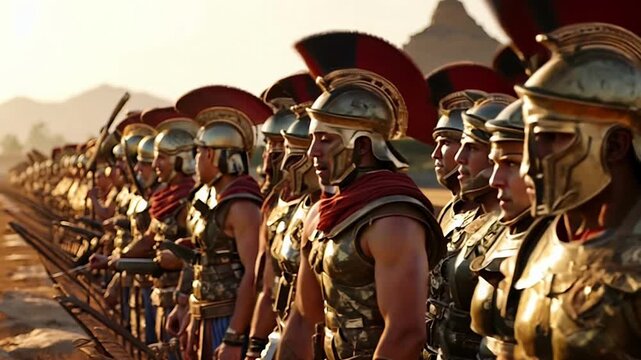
[137,135,156,163]
[265,73,322,194]
[487,99,525,143]
[459,94,516,200]
[281,117,318,197]
[146,107,198,176]
[462,94,516,145]
[295,32,435,185]
[177,86,271,151]
[426,62,516,141]
[176,86,272,176]
[516,22,641,215]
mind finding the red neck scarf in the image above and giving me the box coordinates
[218,175,263,203]
[317,170,433,233]
[149,175,195,220]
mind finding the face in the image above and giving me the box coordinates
[489,141,530,221]
[195,146,219,184]
[134,161,155,188]
[111,160,127,187]
[521,129,575,206]
[95,169,112,191]
[262,138,285,183]
[431,133,462,188]
[152,152,174,183]
[455,138,492,192]
[308,132,345,186]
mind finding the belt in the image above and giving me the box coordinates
[189,295,235,319]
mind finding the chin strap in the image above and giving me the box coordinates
[499,207,532,227]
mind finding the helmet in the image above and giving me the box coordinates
[435,90,487,139]
[486,0,641,75]
[260,73,317,189]
[137,135,155,163]
[149,107,198,176]
[274,73,322,196]
[426,62,515,139]
[281,117,318,197]
[487,99,525,143]
[459,94,516,199]
[295,32,435,185]
[516,22,641,215]
[176,85,271,176]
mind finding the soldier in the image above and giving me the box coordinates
[247,73,322,359]
[123,133,163,344]
[466,100,532,359]
[175,85,270,359]
[499,22,641,359]
[425,63,516,242]
[115,110,198,346]
[426,94,515,359]
[260,81,297,198]
[279,32,444,359]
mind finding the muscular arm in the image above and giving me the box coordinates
[362,216,429,359]
[226,200,261,333]
[89,191,116,221]
[247,218,277,347]
[277,204,323,360]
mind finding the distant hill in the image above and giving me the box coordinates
[0,84,171,143]
[403,0,502,75]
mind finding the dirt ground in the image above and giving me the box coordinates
[0,194,90,360]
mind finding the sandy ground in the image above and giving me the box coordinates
[0,195,91,360]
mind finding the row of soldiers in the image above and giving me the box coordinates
[10,19,641,360]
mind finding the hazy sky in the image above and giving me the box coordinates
[1,0,506,104]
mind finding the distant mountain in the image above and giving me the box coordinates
[403,0,502,75]
[0,84,171,143]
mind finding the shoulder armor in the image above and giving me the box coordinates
[327,195,430,238]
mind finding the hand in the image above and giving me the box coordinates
[88,254,108,270]
[215,343,243,360]
[156,250,182,270]
[165,302,190,340]
[185,316,198,360]
[107,254,120,269]
[88,187,99,199]
[102,218,115,231]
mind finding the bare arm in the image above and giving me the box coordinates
[277,204,323,360]
[89,190,116,220]
[226,200,262,333]
[247,219,277,352]
[362,216,428,359]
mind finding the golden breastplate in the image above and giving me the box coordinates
[190,193,261,316]
[309,196,437,359]
[426,211,500,359]
[512,216,641,359]
[268,196,310,324]
[469,225,526,359]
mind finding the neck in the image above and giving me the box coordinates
[505,209,533,234]
[168,172,188,186]
[477,188,499,214]
[213,174,237,194]
[563,164,641,239]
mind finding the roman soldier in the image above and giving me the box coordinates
[247,72,322,359]
[175,85,270,359]
[426,93,515,359]
[113,109,198,345]
[500,22,641,359]
[466,100,532,359]
[279,31,445,359]
[425,63,515,243]
[260,79,297,198]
